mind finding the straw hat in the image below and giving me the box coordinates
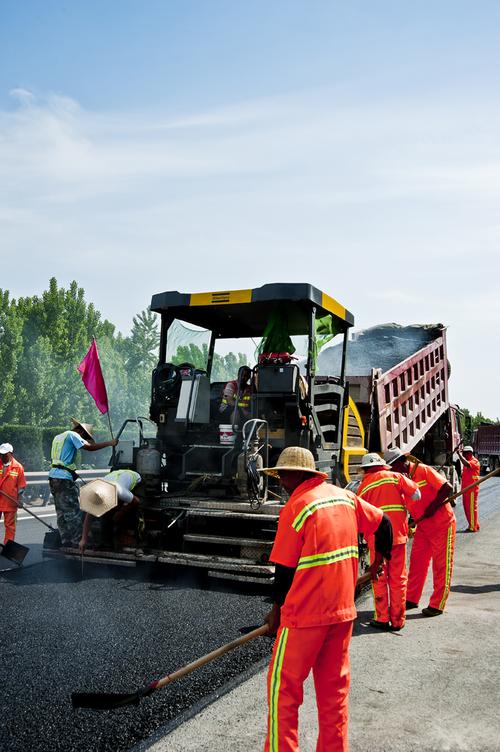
[71,418,95,443]
[261,447,328,478]
[361,453,389,469]
[79,479,118,517]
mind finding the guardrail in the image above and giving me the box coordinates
[24,469,109,486]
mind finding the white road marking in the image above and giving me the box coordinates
[17,513,57,521]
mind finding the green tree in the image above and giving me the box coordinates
[0,289,23,423]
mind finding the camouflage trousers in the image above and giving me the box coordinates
[49,478,83,546]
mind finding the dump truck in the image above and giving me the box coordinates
[44,283,367,581]
[473,424,500,473]
[43,287,462,580]
[318,322,462,490]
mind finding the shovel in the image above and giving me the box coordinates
[0,489,58,532]
[0,539,30,566]
[415,466,500,522]
[72,623,269,710]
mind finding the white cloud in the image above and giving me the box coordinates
[1,86,499,416]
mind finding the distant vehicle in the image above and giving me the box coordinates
[473,424,500,474]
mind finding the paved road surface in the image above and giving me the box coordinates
[1,480,499,751]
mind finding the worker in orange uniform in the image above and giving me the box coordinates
[357,453,421,631]
[458,445,481,532]
[385,448,455,617]
[0,443,27,544]
[262,446,393,752]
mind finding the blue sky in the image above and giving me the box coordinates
[1,2,499,416]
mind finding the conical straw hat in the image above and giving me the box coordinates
[71,418,95,443]
[79,479,118,518]
[261,446,328,478]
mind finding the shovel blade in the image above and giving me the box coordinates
[0,540,29,565]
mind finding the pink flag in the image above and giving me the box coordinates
[77,339,109,414]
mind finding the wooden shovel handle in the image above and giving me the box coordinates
[154,624,269,691]
[447,465,500,503]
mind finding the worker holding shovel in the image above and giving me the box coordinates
[0,443,26,544]
[357,452,421,632]
[458,445,481,532]
[384,448,455,618]
[261,446,392,752]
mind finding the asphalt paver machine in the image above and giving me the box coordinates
[46,283,367,581]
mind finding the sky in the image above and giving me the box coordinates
[1,1,499,417]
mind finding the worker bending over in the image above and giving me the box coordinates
[385,449,455,617]
[49,419,118,548]
[79,469,142,553]
[357,452,420,631]
[458,445,481,532]
[0,443,26,544]
[262,447,392,752]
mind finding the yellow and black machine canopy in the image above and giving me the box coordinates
[151,283,354,338]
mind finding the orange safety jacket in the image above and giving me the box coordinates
[461,457,480,491]
[270,476,383,628]
[0,457,27,512]
[357,469,419,544]
[406,461,454,530]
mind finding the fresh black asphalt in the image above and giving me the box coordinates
[0,542,272,752]
[2,478,499,752]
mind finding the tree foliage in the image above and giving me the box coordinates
[0,278,156,433]
[171,343,248,382]
[0,280,248,456]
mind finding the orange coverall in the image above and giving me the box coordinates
[0,457,26,543]
[357,469,419,629]
[461,457,480,531]
[265,477,383,752]
[405,462,456,611]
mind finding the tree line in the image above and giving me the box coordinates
[0,279,247,468]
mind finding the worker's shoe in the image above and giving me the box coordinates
[369,619,391,631]
[421,606,443,617]
[405,600,418,609]
[390,624,404,631]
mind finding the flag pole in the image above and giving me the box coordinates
[106,411,114,440]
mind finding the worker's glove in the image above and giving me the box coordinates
[408,525,416,539]
[264,603,281,636]
[369,552,385,581]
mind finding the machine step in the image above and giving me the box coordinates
[184,533,274,548]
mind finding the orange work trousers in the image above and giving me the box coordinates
[265,620,353,752]
[462,490,479,531]
[370,543,407,628]
[0,510,17,544]
[407,518,456,611]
